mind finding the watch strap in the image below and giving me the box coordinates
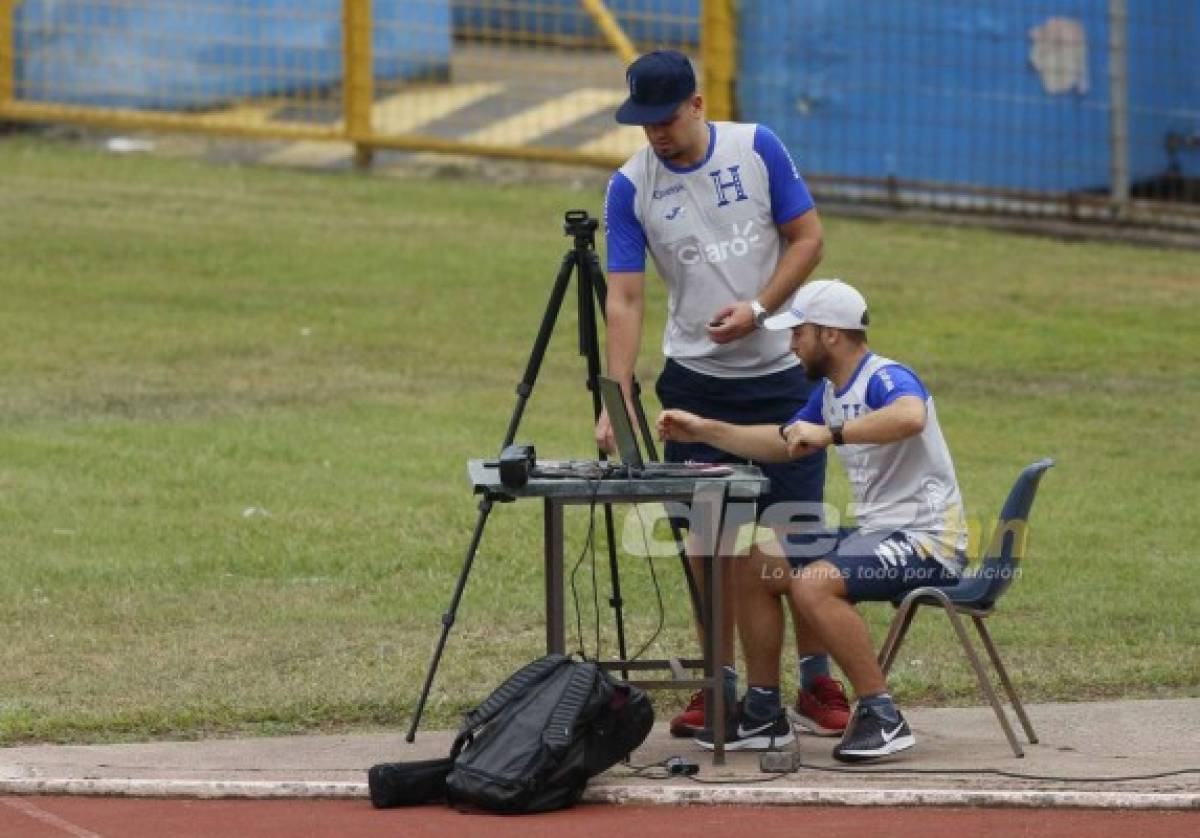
[750,299,768,327]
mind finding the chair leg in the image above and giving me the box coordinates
[878,601,919,675]
[940,604,1024,758]
[972,616,1038,745]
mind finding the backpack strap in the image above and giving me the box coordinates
[460,653,571,735]
[542,663,609,754]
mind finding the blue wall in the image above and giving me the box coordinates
[14,1,451,110]
[453,0,699,48]
[738,0,1200,192]
[1127,2,1200,181]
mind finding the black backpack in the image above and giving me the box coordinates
[369,654,654,814]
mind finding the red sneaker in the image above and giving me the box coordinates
[788,675,851,736]
[669,689,706,738]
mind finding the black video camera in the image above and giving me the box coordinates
[499,443,536,489]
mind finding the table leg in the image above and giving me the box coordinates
[694,481,730,765]
[708,552,726,765]
[544,498,565,655]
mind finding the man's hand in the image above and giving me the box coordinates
[594,407,616,454]
[706,301,757,344]
[784,421,834,458]
[657,409,708,444]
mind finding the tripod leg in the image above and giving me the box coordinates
[502,251,577,450]
[576,248,631,670]
[408,249,581,739]
[600,505,629,673]
[590,260,705,627]
[406,495,496,741]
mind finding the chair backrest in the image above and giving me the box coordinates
[955,459,1055,608]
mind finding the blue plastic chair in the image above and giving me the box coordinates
[876,459,1055,757]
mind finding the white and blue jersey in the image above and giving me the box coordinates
[790,353,969,567]
[605,122,815,378]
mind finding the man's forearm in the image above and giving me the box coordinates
[698,419,792,464]
[605,286,644,386]
[755,212,823,313]
[757,237,822,313]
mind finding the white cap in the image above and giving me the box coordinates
[762,279,870,331]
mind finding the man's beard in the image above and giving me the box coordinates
[803,348,830,381]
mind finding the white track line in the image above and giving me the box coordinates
[2,796,105,838]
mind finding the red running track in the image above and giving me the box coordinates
[2,797,1198,838]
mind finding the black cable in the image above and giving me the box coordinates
[792,764,1200,784]
[590,485,601,661]
[613,761,1200,785]
[569,476,604,659]
[629,504,666,661]
[568,477,598,657]
[616,762,796,786]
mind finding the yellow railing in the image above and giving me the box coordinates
[0,0,734,170]
[579,0,638,66]
[0,0,14,107]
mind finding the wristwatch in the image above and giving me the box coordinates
[829,422,846,446]
[750,299,768,328]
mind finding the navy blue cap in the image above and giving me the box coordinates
[615,50,697,126]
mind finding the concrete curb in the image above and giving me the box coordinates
[586,783,1200,811]
[2,778,1197,810]
[0,779,367,800]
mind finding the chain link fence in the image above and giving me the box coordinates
[740,0,1200,232]
[2,1,1197,232]
[0,0,712,167]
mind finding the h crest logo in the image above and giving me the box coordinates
[709,165,748,207]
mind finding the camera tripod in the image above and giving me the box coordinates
[406,210,703,741]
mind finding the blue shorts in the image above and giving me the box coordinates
[787,528,964,604]
[654,358,826,519]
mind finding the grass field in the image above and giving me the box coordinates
[2,137,1199,745]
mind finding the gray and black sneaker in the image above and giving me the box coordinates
[695,711,795,751]
[832,703,915,763]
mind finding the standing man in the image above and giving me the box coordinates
[658,279,969,760]
[597,50,849,741]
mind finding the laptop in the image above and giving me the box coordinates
[598,377,732,478]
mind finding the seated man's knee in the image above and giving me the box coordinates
[792,560,846,610]
[742,549,793,594]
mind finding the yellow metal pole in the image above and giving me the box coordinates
[701,0,736,120]
[342,0,374,170]
[579,0,638,66]
[0,0,15,109]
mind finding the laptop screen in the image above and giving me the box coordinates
[598,377,645,469]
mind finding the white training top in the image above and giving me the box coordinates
[791,352,969,567]
[605,122,816,378]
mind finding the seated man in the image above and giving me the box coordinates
[657,279,967,762]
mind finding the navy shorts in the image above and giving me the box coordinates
[654,358,826,518]
[786,528,963,604]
